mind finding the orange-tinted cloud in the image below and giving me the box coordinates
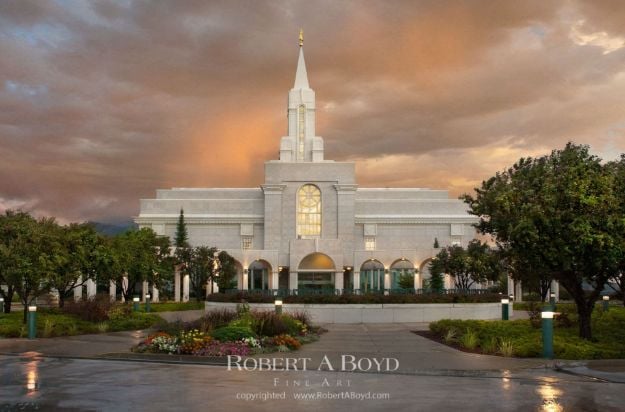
[0,0,624,223]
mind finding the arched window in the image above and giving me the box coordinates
[248,260,270,290]
[390,259,415,290]
[360,260,384,292]
[297,184,321,238]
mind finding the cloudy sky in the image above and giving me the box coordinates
[1,0,624,224]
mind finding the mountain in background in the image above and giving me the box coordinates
[87,219,137,236]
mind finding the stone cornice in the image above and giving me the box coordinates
[261,184,287,194]
[135,215,264,225]
[355,215,478,224]
[333,184,358,193]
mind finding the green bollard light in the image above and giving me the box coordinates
[542,309,554,359]
[133,297,140,312]
[602,295,609,312]
[145,293,151,313]
[275,299,283,315]
[501,298,509,321]
[28,305,37,340]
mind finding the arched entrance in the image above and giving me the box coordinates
[390,259,415,290]
[248,260,271,290]
[360,259,384,292]
[298,253,335,291]
[419,259,433,290]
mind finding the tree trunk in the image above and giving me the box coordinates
[577,303,593,340]
[58,293,66,309]
[23,305,28,324]
[2,287,13,313]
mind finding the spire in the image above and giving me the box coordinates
[293,30,310,89]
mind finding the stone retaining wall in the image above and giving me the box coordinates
[205,301,500,323]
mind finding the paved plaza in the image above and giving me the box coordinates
[1,321,625,411]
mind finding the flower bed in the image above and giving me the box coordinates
[133,304,319,356]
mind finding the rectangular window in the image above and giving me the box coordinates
[241,237,252,250]
[365,237,376,251]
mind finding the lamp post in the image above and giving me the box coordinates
[145,293,151,313]
[275,299,283,315]
[602,295,610,312]
[28,305,37,339]
[501,298,509,321]
[541,310,554,359]
[133,297,140,312]
[549,293,556,311]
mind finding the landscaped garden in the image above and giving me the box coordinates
[425,304,625,359]
[0,298,159,338]
[133,303,320,356]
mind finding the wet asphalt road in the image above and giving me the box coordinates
[1,354,624,412]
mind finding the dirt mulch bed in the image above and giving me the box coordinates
[413,330,496,356]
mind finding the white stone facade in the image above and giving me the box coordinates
[135,41,478,293]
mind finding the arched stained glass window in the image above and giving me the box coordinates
[297,184,321,238]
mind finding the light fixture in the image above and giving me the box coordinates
[133,297,140,302]
[603,296,610,301]
[28,305,37,312]
[145,294,151,300]
[501,298,509,304]
[541,311,554,319]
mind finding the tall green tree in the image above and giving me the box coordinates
[0,210,36,314]
[427,257,445,293]
[607,154,625,305]
[47,223,111,308]
[175,209,189,249]
[187,246,216,301]
[463,143,623,339]
[432,240,502,291]
[108,228,172,301]
[216,250,238,292]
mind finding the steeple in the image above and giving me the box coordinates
[293,30,310,89]
[278,30,324,163]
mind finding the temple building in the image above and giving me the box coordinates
[135,34,478,299]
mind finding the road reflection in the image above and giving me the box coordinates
[21,353,40,395]
[537,378,563,412]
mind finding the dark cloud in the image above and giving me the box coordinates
[0,0,624,223]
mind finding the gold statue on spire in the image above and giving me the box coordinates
[299,29,304,47]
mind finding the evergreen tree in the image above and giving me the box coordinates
[428,257,445,293]
[175,208,189,248]
[433,238,440,248]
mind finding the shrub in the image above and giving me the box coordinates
[443,328,458,344]
[251,311,289,337]
[193,309,238,332]
[210,326,256,342]
[498,339,515,357]
[459,328,479,350]
[271,334,302,350]
[63,295,114,322]
[280,315,307,336]
[290,310,312,329]
[43,319,55,338]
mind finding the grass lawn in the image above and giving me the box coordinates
[428,306,625,359]
[0,310,160,338]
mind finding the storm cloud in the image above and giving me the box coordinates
[0,0,624,223]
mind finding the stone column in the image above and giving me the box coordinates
[507,275,515,297]
[271,270,279,290]
[74,276,83,301]
[334,271,344,292]
[86,278,97,298]
[289,271,298,292]
[242,269,249,290]
[414,272,420,291]
[550,280,560,302]
[152,286,159,303]
[384,270,391,293]
[182,274,190,302]
[353,271,360,293]
[142,281,149,302]
[121,275,128,302]
[514,280,522,302]
[174,267,181,302]
[109,280,116,302]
